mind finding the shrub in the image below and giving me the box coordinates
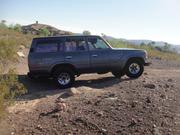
[13,24,22,32]
[39,28,50,36]
[0,69,27,118]
[83,30,91,35]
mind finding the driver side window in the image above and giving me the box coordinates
[87,37,109,50]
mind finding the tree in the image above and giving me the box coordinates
[151,41,156,45]
[140,42,146,46]
[39,28,50,36]
[13,24,22,32]
[163,43,171,52]
[0,20,7,28]
[83,30,91,35]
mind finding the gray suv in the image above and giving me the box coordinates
[28,35,150,88]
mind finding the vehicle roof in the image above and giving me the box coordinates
[33,35,101,40]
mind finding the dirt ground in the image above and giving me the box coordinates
[0,49,180,135]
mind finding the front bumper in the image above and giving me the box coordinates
[144,62,151,66]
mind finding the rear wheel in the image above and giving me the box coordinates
[125,59,144,78]
[53,69,75,89]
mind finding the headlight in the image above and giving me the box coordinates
[144,50,148,59]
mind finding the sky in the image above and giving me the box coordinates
[0,0,180,45]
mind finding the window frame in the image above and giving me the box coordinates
[86,36,112,51]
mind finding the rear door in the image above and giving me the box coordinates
[29,38,64,72]
[64,37,90,73]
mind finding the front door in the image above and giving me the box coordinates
[87,36,113,72]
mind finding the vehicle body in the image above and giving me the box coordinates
[28,35,150,88]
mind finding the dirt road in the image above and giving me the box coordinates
[0,49,180,135]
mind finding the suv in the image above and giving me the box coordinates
[28,35,150,88]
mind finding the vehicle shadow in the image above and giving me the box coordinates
[17,74,133,100]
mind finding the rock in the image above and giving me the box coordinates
[94,99,101,106]
[101,128,107,133]
[66,87,81,96]
[17,51,25,58]
[153,127,161,135]
[164,84,170,88]
[85,100,92,104]
[55,98,67,111]
[128,119,137,127]
[131,101,138,108]
[96,111,104,117]
[160,94,167,99]
[144,72,148,75]
[167,79,173,82]
[146,97,151,103]
[144,83,156,89]
[105,97,118,101]
[36,125,43,130]
[108,93,115,97]
[19,45,25,50]
[51,113,60,118]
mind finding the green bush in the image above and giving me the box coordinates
[83,30,91,35]
[13,24,22,32]
[39,28,50,36]
[0,69,27,118]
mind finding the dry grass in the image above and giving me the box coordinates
[0,69,27,119]
[0,27,32,118]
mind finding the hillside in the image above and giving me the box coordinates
[103,36,180,54]
[22,22,73,36]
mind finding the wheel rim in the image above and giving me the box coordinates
[57,72,70,85]
[128,63,140,75]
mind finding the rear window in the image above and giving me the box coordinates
[36,43,58,53]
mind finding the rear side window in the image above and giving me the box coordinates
[64,37,87,52]
[35,39,63,53]
[36,42,58,53]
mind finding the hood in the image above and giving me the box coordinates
[112,47,145,51]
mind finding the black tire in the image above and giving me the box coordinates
[112,71,124,78]
[125,59,144,78]
[53,68,75,89]
[27,72,36,80]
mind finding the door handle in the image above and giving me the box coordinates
[65,56,72,59]
[92,54,98,57]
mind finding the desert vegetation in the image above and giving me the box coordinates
[108,38,180,61]
[0,22,32,117]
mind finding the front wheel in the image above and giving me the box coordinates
[54,69,75,89]
[125,59,144,78]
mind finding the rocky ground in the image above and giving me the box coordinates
[0,48,180,135]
